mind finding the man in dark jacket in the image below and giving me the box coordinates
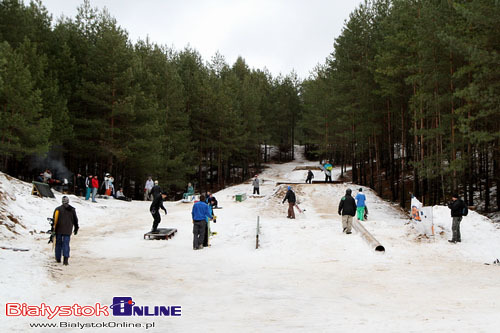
[338,188,356,234]
[150,192,167,233]
[151,180,162,199]
[53,196,79,265]
[282,186,296,219]
[306,170,314,184]
[448,193,467,243]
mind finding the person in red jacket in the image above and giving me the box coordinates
[91,176,99,202]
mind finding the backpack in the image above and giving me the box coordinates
[462,205,468,216]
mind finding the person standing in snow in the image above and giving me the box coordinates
[252,175,260,195]
[52,196,79,265]
[338,188,357,234]
[91,175,99,202]
[85,175,92,200]
[323,161,333,183]
[150,192,167,233]
[355,188,366,221]
[306,170,314,184]
[151,180,162,199]
[191,194,212,250]
[76,173,85,196]
[144,176,154,201]
[448,193,467,243]
[282,186,296,219]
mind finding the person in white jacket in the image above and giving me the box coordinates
[144,176,154,201]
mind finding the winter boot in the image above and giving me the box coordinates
[63,257,69,265]
[56,257,61,263]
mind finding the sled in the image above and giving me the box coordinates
[144,228,177,240]
[182,193,199,203]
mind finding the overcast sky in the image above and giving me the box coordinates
[41,0,362,79]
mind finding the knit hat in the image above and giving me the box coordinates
[288,186,291,190]
[346,188,352,195]
[62,196,69,204]
[359,188,363,192]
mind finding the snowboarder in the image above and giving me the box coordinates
[448,193,467,243]
[323,161,333,182]
[52,196,79,265]
[151,180,162,199]
[150,191,167,233]
[101,173,115,196]
[282,186,296,219]
[338,188,357,234]
[306,170,314,184]
[355,188,366,221]
[252,175,260,195]
[191,194,212,250]
[144,176,154,201]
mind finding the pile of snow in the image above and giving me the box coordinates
[2,146,500,332]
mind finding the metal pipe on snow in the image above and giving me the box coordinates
[352,220,385,252]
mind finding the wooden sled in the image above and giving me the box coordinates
[144,228,177,240]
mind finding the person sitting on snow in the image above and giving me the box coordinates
[183,182,194,199]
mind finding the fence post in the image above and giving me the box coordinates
[256,216,260,249]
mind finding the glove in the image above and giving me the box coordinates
[74,227,79,235]
[338,211,341,216]
[164,210,167,216]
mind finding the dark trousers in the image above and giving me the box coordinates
[151,210,161,231]
[325,175,331,182]
[452,217,462,242]
[253,187,260,195]
[288,202,296,219]
[203,220,210,246]
[306,177,312,184]
[193,220,206,249]
[55,234,71,260]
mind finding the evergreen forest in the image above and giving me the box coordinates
[0,0,498,211]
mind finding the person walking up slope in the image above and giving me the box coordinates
[52,196,79,265]
[338,188,357,234]
[282,186,296,219]
[355,188,366,221]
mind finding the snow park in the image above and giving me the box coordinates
[1,0,500,332]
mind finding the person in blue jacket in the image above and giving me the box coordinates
[355,188,366,221]
[191,194,212,250]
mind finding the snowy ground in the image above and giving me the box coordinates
[1,146,500,332]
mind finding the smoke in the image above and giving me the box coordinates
[30,147,73,180]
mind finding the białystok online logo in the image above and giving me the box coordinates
[5,297,181,319]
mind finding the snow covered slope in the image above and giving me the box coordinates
[1,147,500,332]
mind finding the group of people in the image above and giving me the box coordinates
[190,192,218,249]
[337,188,366,234]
